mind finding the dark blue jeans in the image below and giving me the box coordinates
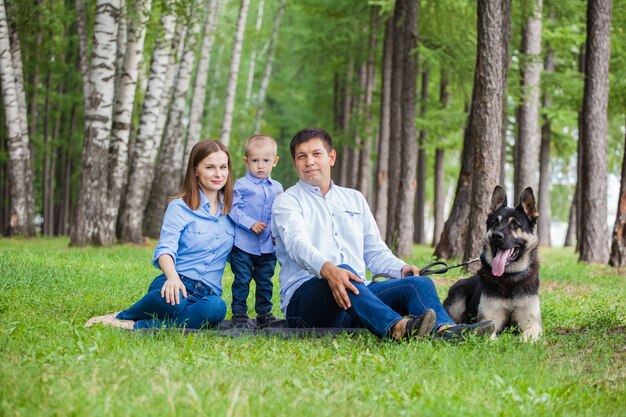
[230,246,277,316]
[285,264,455,338]
[117,274,226,329]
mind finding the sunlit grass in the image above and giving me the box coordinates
[0,238,624,416]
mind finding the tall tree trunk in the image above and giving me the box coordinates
[432,72,449,247]
[104,0,152,243]
[220,0,250,146]
[339,57,354,188]
[609,116,626,266]
[7,9,35,236]
[254,0,286,134]
[71,0,120,246]
[350,64,366,190]
[392,0,419,258]
[579,0,612,264]
[119,9,176,244]
[144,3,201,239]
[414,68,428,244]
[115,0,127,89]
[1,1,34,237]
[184,0,221,164]
[374,16,393,238]
[575,45,585,253]
[245,0,264,107]
[464,0,510,267]
[42,70,52,236]
[514,0,543,200]
[386,0,405,245]
[564,185,577,247]
[357,7,378,205]
[538,45,554,247]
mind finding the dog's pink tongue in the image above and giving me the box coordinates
[492,248,512,277]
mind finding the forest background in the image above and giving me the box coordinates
[1,0,626,267]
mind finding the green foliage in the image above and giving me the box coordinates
[0,239,624,416]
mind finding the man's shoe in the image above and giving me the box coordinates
[432,320,495,341]
[256,312,278,329]
[404,309,436,340]
[232,313,254,329]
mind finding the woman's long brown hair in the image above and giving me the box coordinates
[173,140,233,214]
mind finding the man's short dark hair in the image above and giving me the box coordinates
[290,127,333,159]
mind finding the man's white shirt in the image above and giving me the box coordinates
[271,180,406,314]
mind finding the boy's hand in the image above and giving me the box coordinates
[251,222,267,234]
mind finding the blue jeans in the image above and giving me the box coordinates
[230,246,276,316]
[285,264,455,338]
[117,274,226,329]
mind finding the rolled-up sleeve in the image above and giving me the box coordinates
[152,201,187,269]
[272,193,328,277]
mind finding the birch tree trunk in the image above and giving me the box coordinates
[464,0,510,266]
[245,0,264,107]
[220,0,250,146]
[579,0,612,264]
[8,11,35,236]
[432,72,449,247]
[184,0,221,165]
[609,117,626,266]
[119,9,176,244]
[103,0,152,243]
[0,0,35,236]
[71,0,120,246]
[514,0,543,200]
[386,0,405,245]
[374,16,393,238]
[392,0,419,258]
[538,45,554,247]
[145,4,201,238]
[254,0,286,134]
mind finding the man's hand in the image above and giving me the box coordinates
[401,265,420,277]
[320,262,363,310]
[161,277,188,305]
[250,222,267,234]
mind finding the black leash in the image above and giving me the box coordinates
[371,256,481,282]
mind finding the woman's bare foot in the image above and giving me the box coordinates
[85,312,135,329]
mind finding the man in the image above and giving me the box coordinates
[271,127,494,341]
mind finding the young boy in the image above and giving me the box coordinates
[228,135,284,328]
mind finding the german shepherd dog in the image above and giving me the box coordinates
[443,186,542,342]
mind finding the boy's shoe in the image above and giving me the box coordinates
[404,309,437,340]
[432,320,495,341]
[256,312,278,329]
[232,313,254,329]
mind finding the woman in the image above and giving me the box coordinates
[86,140,235,329]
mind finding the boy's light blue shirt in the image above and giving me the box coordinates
[229,171,284,255]
[271,180,406,314]
[153,191,235,296]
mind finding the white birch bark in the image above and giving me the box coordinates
[144,3,201,238]
[183,0,221,166]
[220,0,250,146]
[514,0,542,199]
[71,0,120,246]
[115,0,127,89]
[244,0,264,107]
[8,13,35,235]
[119,9,176,244]
[0,0,34,236]
[104,0,152,243]
[254,0,285,133]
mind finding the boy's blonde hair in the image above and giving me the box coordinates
[245,134,278,157]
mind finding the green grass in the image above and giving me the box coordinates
[0,238,624,417]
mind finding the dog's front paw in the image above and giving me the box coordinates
[521,326,542,343]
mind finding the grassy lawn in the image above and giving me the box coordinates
[0,237,624,417]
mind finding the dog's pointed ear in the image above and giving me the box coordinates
[517,187,538,223]
[490,185,507,213]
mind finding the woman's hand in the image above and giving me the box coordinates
[160,277,188,305]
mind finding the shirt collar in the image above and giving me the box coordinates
[246,171,272,184]
[199,189,223,209]
[298,180,334,197]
